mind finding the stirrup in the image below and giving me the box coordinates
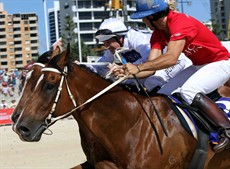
[213,135,230,153]
[224,129,230,138]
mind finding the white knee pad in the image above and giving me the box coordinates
[155,58,187,82]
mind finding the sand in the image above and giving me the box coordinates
[0,118,86,169]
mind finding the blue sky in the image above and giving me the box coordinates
[1,0,54,54]
[1,0,211,54]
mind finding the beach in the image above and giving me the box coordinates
[0,119,86,169]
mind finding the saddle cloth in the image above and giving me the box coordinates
[169,96,230,144]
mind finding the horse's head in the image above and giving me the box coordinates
[11,45,62,133]
[11,64,45,123]
[13,45,75,142]
[13,43,113,142]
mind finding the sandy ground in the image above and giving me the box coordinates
[0,118,86,169]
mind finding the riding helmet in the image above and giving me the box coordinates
[95,18,128,42]
[131,0,169,19]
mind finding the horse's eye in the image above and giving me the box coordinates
[46,83,55,90]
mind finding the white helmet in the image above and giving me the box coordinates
[95,18,128,42]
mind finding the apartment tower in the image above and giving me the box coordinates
[210,0,230,40]
[48,1,61,45]
[0,3,39,71]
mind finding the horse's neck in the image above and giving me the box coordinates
[69,65,113,102]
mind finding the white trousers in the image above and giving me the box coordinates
[154,54,191,82]
[159,59,230,104]
[143,54,190,91]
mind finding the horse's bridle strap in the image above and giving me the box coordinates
[33,63,46,67]
[42,68,62,74]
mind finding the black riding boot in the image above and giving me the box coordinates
[192,93,230,153]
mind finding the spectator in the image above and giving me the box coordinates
[8,84,14,97]
[2,85,8,97]
[2,73,8,84]
[10,99,17,108]
[0,99,8,109]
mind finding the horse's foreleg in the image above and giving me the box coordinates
[70,161,95,169]
[95,161,121,169]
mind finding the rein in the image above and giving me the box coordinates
[41,65,128,127]
[75,61,110,66]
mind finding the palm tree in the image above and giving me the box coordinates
[211,19,225,40]
[61,16,95,61]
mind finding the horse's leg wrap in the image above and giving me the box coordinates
[191,92,230,153]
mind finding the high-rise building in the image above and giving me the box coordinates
[48,1,61,45]
[0,3,39,71]
[210,0,230,40]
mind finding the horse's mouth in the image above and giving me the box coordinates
[15,123,48,142]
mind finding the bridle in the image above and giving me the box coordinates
[41,66,77,126]
[41,64,128,127]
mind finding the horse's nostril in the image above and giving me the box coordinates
[11,113,20,123]
[19,126,31,137]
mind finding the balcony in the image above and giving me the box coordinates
[28,16,37,21]
[14,37,22,41]
[72,5,105,12]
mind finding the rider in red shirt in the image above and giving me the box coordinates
[124,0,230,153]
[150,10,228,65]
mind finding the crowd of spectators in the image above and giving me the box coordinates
[0,69,22,109]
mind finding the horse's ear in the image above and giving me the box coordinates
[57,43,70,68]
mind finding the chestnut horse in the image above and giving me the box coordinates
[11,47,93,169]
[13,46,230,169]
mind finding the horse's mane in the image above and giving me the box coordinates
[73,63,114,84]
[73,63,148,95]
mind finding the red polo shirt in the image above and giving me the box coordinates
[150,10,229,65]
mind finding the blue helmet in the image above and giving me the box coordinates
[131,0,169,19]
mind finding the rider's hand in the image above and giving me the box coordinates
[74,60,80,64]
[107,63,117,70]
[124,63,140,75]
[52,38,62,50]
[107,63,131,78]
[113,68,125,77]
